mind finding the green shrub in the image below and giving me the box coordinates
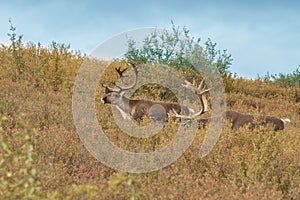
[0,114,41,199]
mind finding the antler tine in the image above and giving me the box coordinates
[183,79,210,94]
[114,62,139,92]
[182,80,195,93]
[199,79,204,90]
[171,79,212,124]
[115,66,128,81]
[198,88,212,95]
[113,83,122,91]
[101,81,120,93]
[170,108,192,120]
[169,108,205,126]
[181,79,212,119]
[192,79,196,86]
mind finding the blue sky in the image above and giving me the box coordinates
[1,0,299,78]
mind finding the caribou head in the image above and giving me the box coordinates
[101,62,138,104]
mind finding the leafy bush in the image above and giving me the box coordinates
[0,114,41,199]
[7,19,25,82]
[3,20,83,93]
[265,67,300,87]
[125,22,232,77]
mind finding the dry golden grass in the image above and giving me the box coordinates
[0,44,299,199]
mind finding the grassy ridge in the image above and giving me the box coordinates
[0,43,299,199]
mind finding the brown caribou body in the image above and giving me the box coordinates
[102,93,192,122]
[225,110,290,131]
[199,110,290,131]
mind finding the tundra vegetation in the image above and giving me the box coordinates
[0,22,299,199]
